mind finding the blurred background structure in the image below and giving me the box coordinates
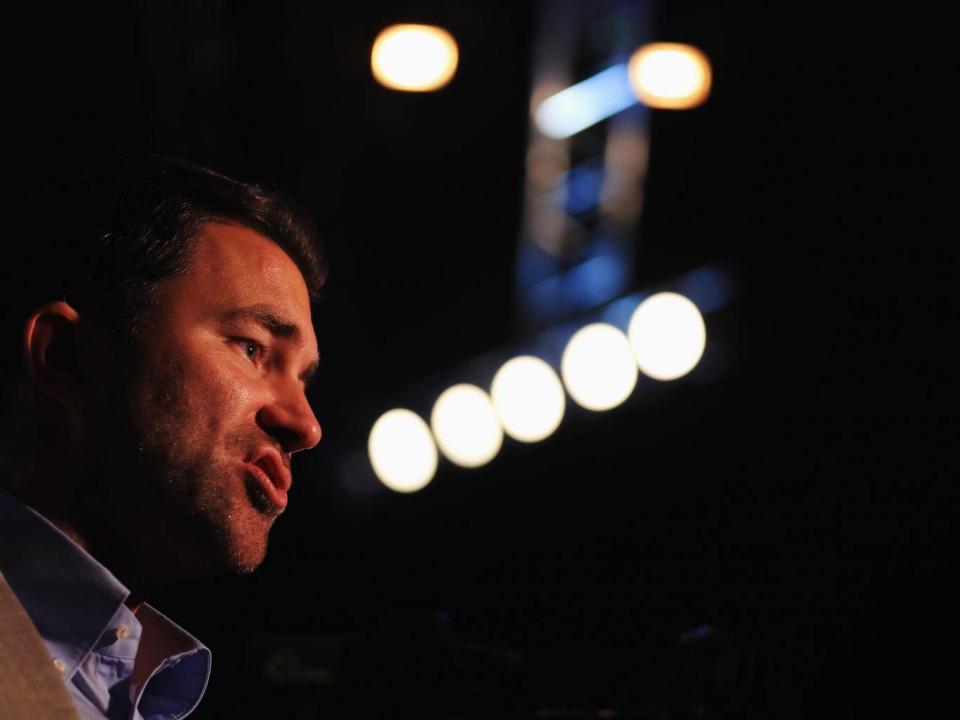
[7,0,953,717]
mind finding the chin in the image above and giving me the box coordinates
[226,545,269,575]
[222,514,274,575]
[197,493,276,577]
[209,517,271,575]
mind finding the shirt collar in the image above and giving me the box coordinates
[0,486,130,678]
[0,487,211,714]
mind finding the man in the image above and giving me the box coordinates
[0,157,326,719]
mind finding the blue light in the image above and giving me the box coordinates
[678,625,715,644]
[534,63,637,139]
[602,293,645,331]
[525,274,566,325]
[515,241,560,290]
[564,254,628,307]
[556,160,605,215]
[678,267,732,313]
[523,244,631,325]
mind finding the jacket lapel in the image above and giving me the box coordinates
[0,572,80,720]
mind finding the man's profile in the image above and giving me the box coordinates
[0,157,326,719]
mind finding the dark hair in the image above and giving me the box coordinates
[1,156,326,380]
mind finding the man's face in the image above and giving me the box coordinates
[81,221,321,578]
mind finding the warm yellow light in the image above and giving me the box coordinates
[371,24,459,92]
[561,324,638,411]
[491,356,565,442]
[368,409,437,493]
[628,43,711,109]
[628,292,706,380]
[431,384,503,468]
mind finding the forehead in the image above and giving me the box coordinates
[165,221,317,346]
[190,221,305,290]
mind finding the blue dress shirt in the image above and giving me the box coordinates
[0,488,211,720]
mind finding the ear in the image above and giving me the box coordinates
[22,301,84,411]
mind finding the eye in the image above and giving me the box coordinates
[233,338,266,364]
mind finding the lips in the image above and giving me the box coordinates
[244,449,292,512]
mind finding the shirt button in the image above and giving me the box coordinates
[116,625,131,640]
[52,658,67,673]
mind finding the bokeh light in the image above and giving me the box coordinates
[431,384,503,467]
[533,64,636,139]
[628,43,711,109]
[368,409,438,493]
[371,24,459,92]
[560,323,638,411]
[628,292,706,380]
[491,356,565,442]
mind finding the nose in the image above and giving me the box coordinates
[257,384,322,454]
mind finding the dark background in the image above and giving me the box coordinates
[7,1,953,717]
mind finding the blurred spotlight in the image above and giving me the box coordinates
[561,323,638,411]
[431,384,503,468]
[491,356,565,442]
[371,24,459,92]
[533,64,636,139]
[628,292,706,380]
[368,409,438,493]
[628,43,711,109]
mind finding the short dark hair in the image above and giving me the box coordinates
[2,155,326,375]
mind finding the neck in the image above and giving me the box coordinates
[6,447,157,603]
[7,448,84,543]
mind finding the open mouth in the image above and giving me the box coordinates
[244,466,287,516]
[241,448,292,517]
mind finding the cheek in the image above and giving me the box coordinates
[191,361,259,438]
[222,372,258,427]
[139,351,258,442]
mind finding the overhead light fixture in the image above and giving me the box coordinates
[628,42,712,109]
[371,24,459,92]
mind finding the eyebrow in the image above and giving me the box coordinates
[222,304,320,386]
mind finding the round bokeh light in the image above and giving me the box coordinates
[491,356,565,442]
[368,409,437,493]
[431,384,503,468]
[628,42,712,110]
[628,292,706,380]
[371,24,459,92]
[561,323,638,411]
